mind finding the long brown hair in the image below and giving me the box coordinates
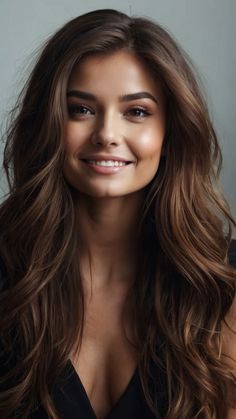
[0,9,235,418]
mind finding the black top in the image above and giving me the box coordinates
[25,358,168,418]
[25,363,166,418]
[0,257,168,419]
[35,361,167,419]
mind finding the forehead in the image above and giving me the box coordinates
[67,50,164,100]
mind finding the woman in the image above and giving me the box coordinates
[0,8,235,419]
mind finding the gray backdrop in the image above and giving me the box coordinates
[0,0,235,233]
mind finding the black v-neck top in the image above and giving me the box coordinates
[0,256,168,418]
[3,356,168,419]
[41,361,167,419]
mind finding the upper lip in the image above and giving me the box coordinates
[80,154,133,162]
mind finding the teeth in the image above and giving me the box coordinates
[87,160,127,167]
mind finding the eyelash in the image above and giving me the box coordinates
[67,104,151,119]
[126,107,151,118]
[67,104,94,117]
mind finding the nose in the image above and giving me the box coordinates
[90,109,122,147]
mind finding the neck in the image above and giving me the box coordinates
[74,192,145,291]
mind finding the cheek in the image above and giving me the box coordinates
[64,123,87,154]
[64,127,77,155]
[130,124,165,160]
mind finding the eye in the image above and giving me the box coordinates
[125,107,151,119]
[67,104,94,118]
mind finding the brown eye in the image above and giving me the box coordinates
[125,107,151,118]
[67,104,94,118]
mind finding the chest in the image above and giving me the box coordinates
[70,294,139,418]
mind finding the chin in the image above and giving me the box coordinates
[83,191,125,199]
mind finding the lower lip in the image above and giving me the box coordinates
[81,161,132,175]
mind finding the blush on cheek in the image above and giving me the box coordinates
[132,129,164,154]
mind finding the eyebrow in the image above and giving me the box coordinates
[67,90,158,104]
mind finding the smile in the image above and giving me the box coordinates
[86,160,130,167]
[81,159,133,175]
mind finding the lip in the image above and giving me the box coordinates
[80,156,134,175]
[80,154,134,163]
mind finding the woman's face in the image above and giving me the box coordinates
[63,49,166,198]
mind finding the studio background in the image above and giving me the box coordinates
[0,0,235,234]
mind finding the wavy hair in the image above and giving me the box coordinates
[0,9,236,419]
